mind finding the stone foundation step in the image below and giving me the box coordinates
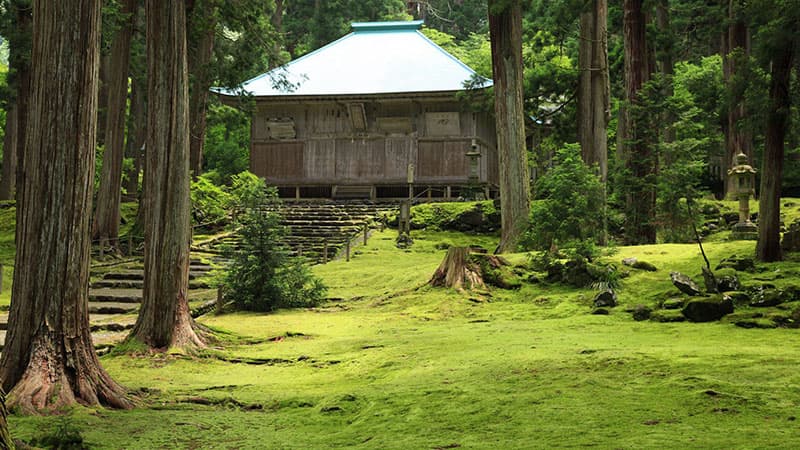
[91,279,211,290]
[102,270,209,281]
[89,302,138,315]
[90,288,142,303]
[0,329,129,353]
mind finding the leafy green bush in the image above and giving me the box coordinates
[523,144,605,254]
[224,188,326,312]
[190,173,232,228]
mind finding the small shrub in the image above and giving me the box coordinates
[523,144,605,253]
[224,189,326,312]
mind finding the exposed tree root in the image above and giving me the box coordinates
[7,333,133,414]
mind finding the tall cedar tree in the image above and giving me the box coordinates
[92,0,137,247]
[756,40,793,261]
[0,0,131,412]
[622,0,657,244]
[489,0,530,253]
[0,1,31,201]
[722,0,751,198]
[577,0,610,181]
[129,0,205,349]
[187,0,218,178]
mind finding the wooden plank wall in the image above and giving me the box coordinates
[251,98,498,188]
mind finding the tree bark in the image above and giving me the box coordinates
[0,0,131,413]
[270,0,284,68]
[129,0,205,350]
[0,106,17,201]
[123,74,147,202]
[187,4,217,178]
[722,0,751,198]
[656,0,675,148]
[93,0,137,247]
[756,40,793,262]
[0,2,33,202]
[578,0,610,182]
[489,0,530,253]
[622,0,657,245]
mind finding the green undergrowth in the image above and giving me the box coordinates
[7,228,800,448]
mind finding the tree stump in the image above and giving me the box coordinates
[429,247,486,291]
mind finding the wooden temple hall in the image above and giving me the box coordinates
[215,20,498,201]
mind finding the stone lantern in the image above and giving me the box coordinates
[727,151,757,239]
[464,139,484,200]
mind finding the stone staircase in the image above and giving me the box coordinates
[195,200,398,263]
[0,257,219,354]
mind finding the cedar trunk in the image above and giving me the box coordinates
[578,0,610,181]
[188,10,216,178]
[0,0,130,412]
[722,0,751,197]
[0,3,32,202]
[489,0,530,253]
[123,75,147,202]
[0,106,17,201]
[130,0,204,349]
[756,41,793,262]
[622,0,657,244]
[92,0,137,246]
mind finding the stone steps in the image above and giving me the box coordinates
[91,279,211,289]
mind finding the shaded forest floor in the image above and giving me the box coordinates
[5,202,800,448]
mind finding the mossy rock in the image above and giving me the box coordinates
[681,295,734,322]
[734,318,778,329]
[750,289,793,308]
[716,256,756,272]
[723,291,751,307]
[631,260,658,272]
[631,304,652,321]
[650,310,686,323]
[662,298,685,310]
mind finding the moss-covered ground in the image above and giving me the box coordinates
[5,202,800,449]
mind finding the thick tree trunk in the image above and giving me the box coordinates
[656,0,675,147]
[622,0,657,245]
[578,0,610,181]
[188,9,216,179]
[722,0,751,198]
[123,75,147,202]
[129,0,205,350]
[756,41,793,262]
[0,0,130,413]
[1,3,33,203]
[270,0,284,68]
[489,0,530,253]
[0,106,17,201]
[93,0,137,247]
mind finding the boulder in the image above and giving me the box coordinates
[650,310,686,323]
[662,298,685,310]
[622,257,638,267]
[722,212,740,225]
[593,289,617,308]
[781,220,800,253]
[632,260,658,272]
[716,271,741,292]
[716,256,756,272]
[750,289,792,308]
[632,304,652,321]
[702,267,718,293]
[591,307,610,315]
[670,272,702,296]
[681,295,734,322]
[723,291,751,307]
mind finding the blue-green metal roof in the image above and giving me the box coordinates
[215,21,491,98]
